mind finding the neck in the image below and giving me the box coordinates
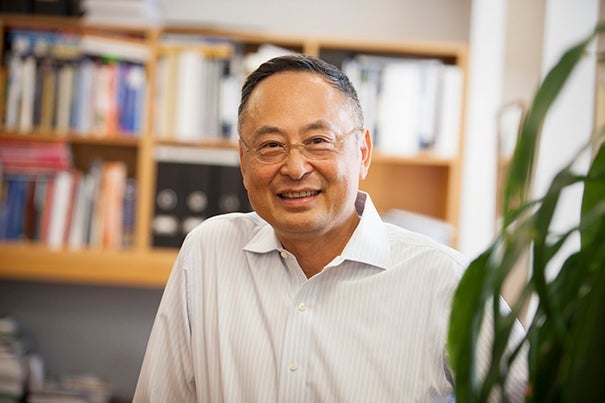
[279,213,360,278]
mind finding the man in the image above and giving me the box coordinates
[134,54,524,402]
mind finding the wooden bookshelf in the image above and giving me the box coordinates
[0,243,176,287]
[0,14,468,288]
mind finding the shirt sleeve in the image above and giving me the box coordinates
[133,245,197,403]
[475,296,528,403]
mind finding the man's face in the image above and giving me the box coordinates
[239,71,372,243]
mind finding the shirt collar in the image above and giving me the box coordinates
[243,191,391,270]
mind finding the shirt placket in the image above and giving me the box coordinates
[276,249,321,403]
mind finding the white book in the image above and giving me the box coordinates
[342,59,377,142]
[80,34,151,63]
[18,56,36,133]
[92,63,111,134]
[153,55,170,138]
[434,65,463,158]
[219,73,240,140]
[86,160,104,248]
[174,50,206,141]
[47,171,74,250]
[67,174,91,250]
[4,55,23,131]
[73,59,95,134]
[55,63,75,134]
[376,61,421,156]
[202,58,221,136]
[416,61,443,149]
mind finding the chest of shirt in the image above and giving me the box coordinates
[184,249,453,401]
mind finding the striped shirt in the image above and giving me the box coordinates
[134,192,524,402]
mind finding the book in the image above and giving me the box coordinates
[376,61,422,156]
[174,49,206,141]
[434,65,464,158]
[39,58,58,132]
[84,159,103,247]
[80,34,151,64]
[342,57,381,143]
[0,176,29,240]
[219,70,240,139]
[4,54,24,131]
[153,53,175,139]
[153,38,236,141]
[67,173,89,250]
[122,177,137,248]
[91,161,127,249]
[152,161,186,248]
[55,62,76,134]
[46,170,75,250]
[152,146,251,247]
[120,63,147,135]
[0,140,72,175]
[0,316,28,401]
[344,55,455,156]
[72,58,96,135]
[19,56,37,133]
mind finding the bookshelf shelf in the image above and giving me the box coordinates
[0,14,468,288]
[371,150,455,166]
[0,132,140,146]
[0,243,175,287]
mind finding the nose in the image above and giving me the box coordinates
[279,146,312,180]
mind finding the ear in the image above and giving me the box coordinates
[239,141,250,190]
[359,128,372,180]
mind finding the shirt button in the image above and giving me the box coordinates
[298,302,307,312]
[289,362,298,372]
[280,251,288,259]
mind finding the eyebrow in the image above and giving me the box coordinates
[252,120,333,137]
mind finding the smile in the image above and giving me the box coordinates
[279,190,320,199]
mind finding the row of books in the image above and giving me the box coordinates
[343,55,464,157]
[152,146,251,247]
[2,29,148,137]
[0,158,137,251]
[0,316,112,403]
[154,48,238,141]
[0,316,27,400]
[153,42,295,142]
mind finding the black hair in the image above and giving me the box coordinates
[237,54,363,132]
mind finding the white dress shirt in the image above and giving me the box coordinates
[134,192,524,402]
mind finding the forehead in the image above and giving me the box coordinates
[241,71,351,133]
[253,71,344,104]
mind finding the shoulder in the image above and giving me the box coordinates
[384,221,468,276]
[183,211,266,247]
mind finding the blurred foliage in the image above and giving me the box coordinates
[448,22,605,402]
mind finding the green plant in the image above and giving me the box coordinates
[448,22,605,402]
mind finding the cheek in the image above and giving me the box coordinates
[242,164,273,192]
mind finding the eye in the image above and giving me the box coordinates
[256,141,285,153]
[304,135,334,149]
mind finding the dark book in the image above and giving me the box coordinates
[152,160,251,248]
[0,0,33,13]
[33,0,79,15]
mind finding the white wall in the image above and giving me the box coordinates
[458,0,599,259]
[457,0,508,257]
[163,0,471,42]
[535,0,599,277]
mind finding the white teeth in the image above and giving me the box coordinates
[282,191,318,199]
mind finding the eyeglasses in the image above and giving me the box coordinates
[239,127,362,165]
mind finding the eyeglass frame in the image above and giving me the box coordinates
[239,127,363,165]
